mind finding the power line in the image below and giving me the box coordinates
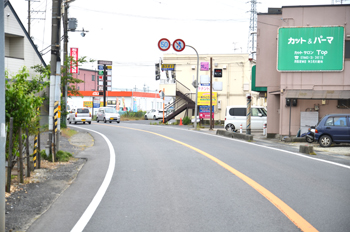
[70,6,248,23]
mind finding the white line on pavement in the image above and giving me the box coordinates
[69,126,116,232]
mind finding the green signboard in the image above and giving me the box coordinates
[277,26,344,72]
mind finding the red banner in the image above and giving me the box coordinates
[70,47,78,73]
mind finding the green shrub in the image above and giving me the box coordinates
[182,116,191,125]
[40,149,72,162]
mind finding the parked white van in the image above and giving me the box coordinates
[224,105,267,131]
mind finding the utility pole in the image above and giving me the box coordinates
[28,0,30,36]
[48,0,62,155]
[62,1,69,128]
[1,1,6,230]
[210,57,213,130]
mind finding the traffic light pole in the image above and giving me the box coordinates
[103,64,107,107]
[186,45,199,129]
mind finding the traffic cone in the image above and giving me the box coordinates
[179,118,183,126]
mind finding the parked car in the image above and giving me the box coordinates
[96,107,120,123]
[68,108,91,124]
[224,105,267,131]
[314,114,350,147]
[144,109,164,120]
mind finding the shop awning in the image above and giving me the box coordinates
[285,90,350,99]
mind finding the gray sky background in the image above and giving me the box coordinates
[11,0,338,91]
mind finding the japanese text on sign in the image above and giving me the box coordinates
[70,48,78,74]
[278,26,344,72]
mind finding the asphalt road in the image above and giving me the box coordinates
[27,121,350,232]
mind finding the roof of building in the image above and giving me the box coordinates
[4,1,47,67]
[258,4,350,15]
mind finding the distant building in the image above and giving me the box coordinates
[4,1,46,78]
[159,53,265,122]
[4,1,48,124]
[256,4,350,138]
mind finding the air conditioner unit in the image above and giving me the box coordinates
[191,65,195,70]
[223,65,227,70]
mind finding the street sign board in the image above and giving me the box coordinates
[277,26,344,72]
[161,64,175,71]
[199,106,214,119]
[173,39,185,52]
[98,65,104,70]
[201,62,209,71]
[197,92,217,106]
[158,38,171,51]
[98,60,113,65]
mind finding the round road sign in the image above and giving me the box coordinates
[158,38,171,51]
[173,39,185,52]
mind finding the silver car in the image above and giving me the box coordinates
[96,107,120,123]
[68,108,92,124]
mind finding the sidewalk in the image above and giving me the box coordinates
[194,125,350,159]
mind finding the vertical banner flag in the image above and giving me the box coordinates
[70,47,79,73]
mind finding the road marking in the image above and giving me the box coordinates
[69,126,116,232]
[108,125,318,232]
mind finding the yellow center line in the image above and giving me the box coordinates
[101,124,318,232]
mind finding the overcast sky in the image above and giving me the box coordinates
[10,0,340,91]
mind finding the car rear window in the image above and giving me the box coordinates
[105,108,117,113]
[77,108,89,113]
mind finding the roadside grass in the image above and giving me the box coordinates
[121,111,146,121]
[61,127,78,138]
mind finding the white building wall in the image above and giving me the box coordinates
[4,6,45,79]
[161,54,263,121]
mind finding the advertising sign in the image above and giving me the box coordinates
[200,62,209,71]
[199,106,214,119]
[197,92,217,106]
[161,64,175,71]
[198,84,210,92]
[83,101,92,108]
[277,26,344,71]
[70,48,78,73]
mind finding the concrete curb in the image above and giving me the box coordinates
[216,129,254,141]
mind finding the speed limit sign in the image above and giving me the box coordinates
[158,38,171,51]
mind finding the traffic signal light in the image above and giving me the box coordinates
[155,63,160,80]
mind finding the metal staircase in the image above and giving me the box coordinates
[163,80,195,123]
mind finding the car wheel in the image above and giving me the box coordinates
[97,118,99,123]
[104,118,107,123]
[145,116,148,120]
[117,121,120,123]
[69,119,71,124]
[306,136,313,143]
[74,121,77,124]
[83,122,86,124]
[109,121,112,123]
[225,123,235,132]
[88,122,91,124]
[319,135,332,147]
[153,115,157,120]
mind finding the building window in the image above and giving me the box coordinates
[77,86,80,90]
[92,75,95,81]
[5,34,24,59]
[345,41,350,59]
[338,99,350,109]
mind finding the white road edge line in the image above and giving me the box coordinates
[69,126,116,232]
[131,124,350,170]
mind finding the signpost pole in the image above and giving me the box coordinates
[210,57,213,130]
[186,45,199,129]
